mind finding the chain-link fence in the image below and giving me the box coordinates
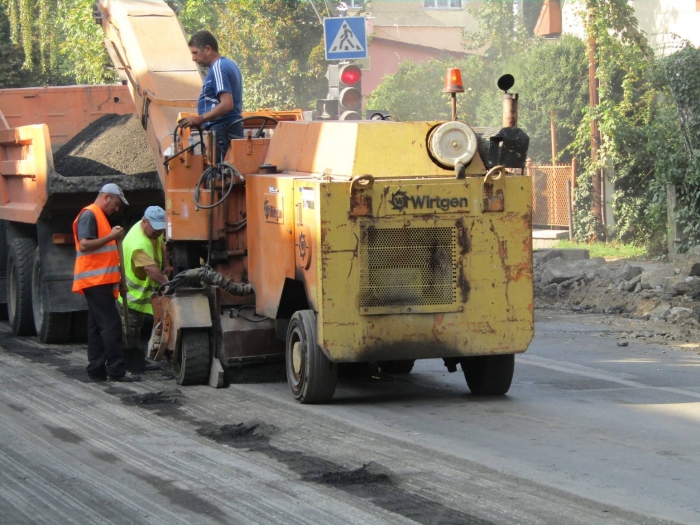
[527,160,576,228]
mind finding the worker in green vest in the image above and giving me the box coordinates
[120,206,169,367]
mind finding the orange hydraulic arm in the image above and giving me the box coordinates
[95,0,202,185]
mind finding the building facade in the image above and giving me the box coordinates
[536,0,700,54]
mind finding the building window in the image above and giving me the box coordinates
[424,0,463,9]
[348,0,363,8]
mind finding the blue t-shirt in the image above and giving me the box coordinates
[197,57,243,136]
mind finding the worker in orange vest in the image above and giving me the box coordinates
[72,183,141,383]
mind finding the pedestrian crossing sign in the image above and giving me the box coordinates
[324,17,367,60]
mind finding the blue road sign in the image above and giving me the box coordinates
[324,17,367,60]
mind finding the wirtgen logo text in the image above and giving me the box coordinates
[390,190,468,212]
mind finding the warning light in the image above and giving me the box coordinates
[443,68,465,94]
[339,65,361,86]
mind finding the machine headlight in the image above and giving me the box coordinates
[428,121,478,169]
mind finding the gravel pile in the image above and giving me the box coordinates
[53,114,158,178]
[534,247,700,328]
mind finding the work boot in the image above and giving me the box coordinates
[107,371,142,383]
[144,358,161,371]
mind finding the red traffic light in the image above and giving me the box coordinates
[340,65,361,86]
[443,68,465,93]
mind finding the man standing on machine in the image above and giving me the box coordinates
[180,30,244,162]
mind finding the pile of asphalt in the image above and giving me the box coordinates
[53,114,158,178]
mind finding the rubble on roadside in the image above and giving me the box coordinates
[533,246,700,333]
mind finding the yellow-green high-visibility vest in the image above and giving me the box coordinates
[123,222,163,315]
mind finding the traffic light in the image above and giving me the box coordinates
[314,63,363,121]
[338,64,362,120]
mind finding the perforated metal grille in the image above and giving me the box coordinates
[359,227,457,308]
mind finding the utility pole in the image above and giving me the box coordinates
[587,3,603,226]
[550,110,557,164]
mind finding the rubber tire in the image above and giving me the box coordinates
[378,359,415,375]
[0,221,8,320]
[286,310,337,404]
[7,238,37,336]
[461,354,515,395]
[32,248,72,343]
[173,329,211,385]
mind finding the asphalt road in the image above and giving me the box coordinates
[0,313,698,525]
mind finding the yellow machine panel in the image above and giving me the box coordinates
[248,121,533,364]
[265,121,486,178]
[317,176,532,362]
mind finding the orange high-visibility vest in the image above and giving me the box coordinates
[72,203,120,298]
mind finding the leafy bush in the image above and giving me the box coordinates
[663,45,700,251]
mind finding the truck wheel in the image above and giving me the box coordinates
[0,221,8,320]
[461,354,515,395]
[7,238,37,336]
[173,329,211,385]
[378,359,415,375]
[286,310,337,404]
[32,248,72,343]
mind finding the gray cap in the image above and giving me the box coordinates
[144,205,166,230]
[99,183,129,205]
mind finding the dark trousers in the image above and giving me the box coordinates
[83,284,126,378]
[209,125,243,164]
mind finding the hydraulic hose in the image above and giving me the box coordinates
[158,267,254,296]
[193,162,243,210]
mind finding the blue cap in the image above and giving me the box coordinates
[144,206,166,230]
[99,183,128,205]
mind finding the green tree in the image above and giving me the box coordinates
[57,0,117,84]
[464,0,526,60]
[521,36,588,163]
[662,45,700,250]
[474,35,588,163]
[3,0,57,73]
[178,0,221,36]
[1,0,117,85]
[0,3,29,88]
[368,36,588,165]
[215,0,327,111]
[569,0,665,244]
[366,55,488,122]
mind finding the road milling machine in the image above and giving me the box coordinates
[0,0,534,403]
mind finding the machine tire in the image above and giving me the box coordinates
[173,329,211,385]
[461,354,514,395]
[32,248,72,343]
[286,310,337,404]
[7,238,37,336]
[378,359,415,375]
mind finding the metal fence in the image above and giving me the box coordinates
[526,159,576,228]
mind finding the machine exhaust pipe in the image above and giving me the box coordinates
[498,74,518,128]
[502,93,518,128]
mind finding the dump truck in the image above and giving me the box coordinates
[0,0,534,404]
[0,85,163,342]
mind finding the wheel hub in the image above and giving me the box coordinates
[292,341,302,375]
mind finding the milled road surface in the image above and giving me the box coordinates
[1,313,698,524]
